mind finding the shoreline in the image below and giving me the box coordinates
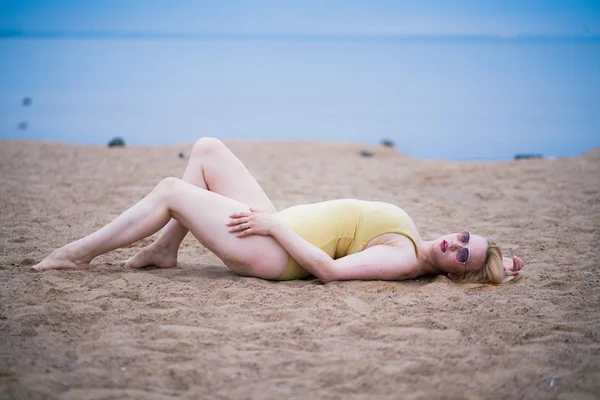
[2,138,592,163]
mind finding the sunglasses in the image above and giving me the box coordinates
[455,230,471,264]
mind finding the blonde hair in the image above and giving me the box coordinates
[456,240,505,284]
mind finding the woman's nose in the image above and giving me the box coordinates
[450,241,467,250]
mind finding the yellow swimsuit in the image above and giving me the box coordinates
[273,199,419,280]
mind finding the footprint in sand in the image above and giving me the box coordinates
[19,258,37,267]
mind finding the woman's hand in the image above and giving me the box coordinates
[503,256,525,276]
[227,208,280,238]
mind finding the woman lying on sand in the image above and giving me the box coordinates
[33,137,524,283]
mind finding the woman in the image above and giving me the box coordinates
[33,137,524,283]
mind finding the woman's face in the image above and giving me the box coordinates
[432,231,488,275]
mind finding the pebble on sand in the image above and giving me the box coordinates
[514,153,543,160]
[380,138,395,148]
[108,137,126,148]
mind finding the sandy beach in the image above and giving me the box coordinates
[0,139,599,399]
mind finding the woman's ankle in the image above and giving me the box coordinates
[60,241,94,264]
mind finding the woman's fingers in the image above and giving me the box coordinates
[513,256,524,271]
[237,229,252,237]
[235,226,256,237]
[227,219,259,236]
[503,256,524,276]
[229,211,251,218]
[226,217,250,226]
[229,222,251,232]
[227,209,273,238]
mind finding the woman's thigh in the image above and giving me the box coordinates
[192,138,277,213]
[167,179,288,279]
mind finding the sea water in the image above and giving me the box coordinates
[1,36,599,160]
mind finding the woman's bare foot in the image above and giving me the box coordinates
[121,244,178,269]
[32,248,91,272]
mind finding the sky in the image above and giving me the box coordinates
[1,1,599,159]
[2,0,600,37]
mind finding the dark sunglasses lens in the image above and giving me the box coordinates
[458,231,470,244]
[456,248,470,263]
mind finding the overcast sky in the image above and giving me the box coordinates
[1,0,599,37]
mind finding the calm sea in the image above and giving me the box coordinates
[1,36,599,160]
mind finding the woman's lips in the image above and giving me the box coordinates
[441,240,446,253]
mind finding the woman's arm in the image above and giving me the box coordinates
[268,223,339,282]
[270,223,419,282]
[228,209,418,283]
[321,243,419,282]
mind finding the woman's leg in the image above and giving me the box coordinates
[124,137,276,268]
[33,178,288,279]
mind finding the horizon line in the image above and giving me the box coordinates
[1,29,599,43]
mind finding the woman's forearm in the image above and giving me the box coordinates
[270,224,335,282]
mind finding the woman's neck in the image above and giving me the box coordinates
[417,240,445,276]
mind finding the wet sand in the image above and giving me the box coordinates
[1,140,599,399]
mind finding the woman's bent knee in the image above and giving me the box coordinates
[155,177,183,193]
[191,137,227,158]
